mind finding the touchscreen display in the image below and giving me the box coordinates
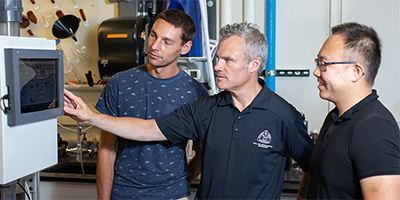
[19,59,58,114]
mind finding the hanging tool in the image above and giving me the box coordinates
[55,10,64,18]
[70,47,80,63]
[76,45,89,63]
[29,0,39,10]
[52,14,81,45]
[50,0,59,9]
[70,0,79,8]
[39,11,49,28]
[20,14,30,29]
[79,9,89,27]
[45,10,56,22]
[27,29,34,36]
[56,39,70,63]
[85,70,94,87]
[27,11,39,28]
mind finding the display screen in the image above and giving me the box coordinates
[5,48,64,126]
[19,59,58,114]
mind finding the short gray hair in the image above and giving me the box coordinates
[219,22,268,75]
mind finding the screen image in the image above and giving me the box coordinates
[19,59,58,114]
[5,48,64,126]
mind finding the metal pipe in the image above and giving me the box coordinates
[266,0,276,92]
[0,0,23,36]
[199,0,217,95]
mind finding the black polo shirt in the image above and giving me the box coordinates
[308,90,400,199]
[156,79,314,199]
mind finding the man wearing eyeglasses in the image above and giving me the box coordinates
[308,22,400,199]
[63,22,314,199]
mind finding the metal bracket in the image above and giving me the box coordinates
[264,69,310,77]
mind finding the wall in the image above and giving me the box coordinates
[20,0,117,84]
[20,0,117,143]
[220,0,400,132]
[341,0,400,125]
[275,0,330,132]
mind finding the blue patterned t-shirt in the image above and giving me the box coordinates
[95,64,208,199]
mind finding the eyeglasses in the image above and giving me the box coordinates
[314,58,356,72]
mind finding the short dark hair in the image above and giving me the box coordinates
[155,9,196,45]
[332,22,381,85]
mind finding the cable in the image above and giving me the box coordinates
[17,180,32,200]
[57,122,93,132]
[0,94,10,114]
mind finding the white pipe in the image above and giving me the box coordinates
[328,0,342,112]
[220,0,233,27]
[243,0,256,23]
[329,0,342,32]
[199,0,217,95]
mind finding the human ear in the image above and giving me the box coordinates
[249,57,262,74]
[180,41,192,55]
[352,63,365,82]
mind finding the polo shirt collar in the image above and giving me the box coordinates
[217,78,271,111]
[331,90,378,122]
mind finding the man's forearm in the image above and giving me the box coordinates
[97,152,115,200]
[187,142,202,183]
[97,131,117,200]
[297,172,310,200]
[90,114,167,142]
[64,89,167,142]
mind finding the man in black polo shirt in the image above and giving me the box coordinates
[308,22,400,199]
[64,22,314,199]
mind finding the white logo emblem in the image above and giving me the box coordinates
[253,130,273,149]
[257,130,272,144]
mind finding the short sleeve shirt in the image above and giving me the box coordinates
[308,90,400,199]
[156,79,314,199]
[95,64,208,199]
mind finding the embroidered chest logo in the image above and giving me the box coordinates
[253,130,273,149]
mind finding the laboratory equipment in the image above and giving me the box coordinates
[45,10,56,22]
[0,36,61,199]
[50,0,58,9]
[69,47,80,63]
[52,14,81,45]
[29,0,39,10]
[20,14,29,29]
[79,9,89,27]
[27,29,34,36]
[97,17,147,79]
[26,11,39,28]
[40,10,49,28]
[76,45,90,63]
[4,48,64,126]
[56,39,70,63]
[64,63,80,84]
[70,0,79,8]
[55,9,64,18]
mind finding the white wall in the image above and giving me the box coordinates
[219,0,400,132]
[341,0,400,124]
[219,0,330,131]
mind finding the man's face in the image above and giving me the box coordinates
[214,35,253,91]
[33,65,53,79]
[314,34,353,103]
[147,19,190,68]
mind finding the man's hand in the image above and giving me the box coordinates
[64,89,167,142]
[63,89,96,125]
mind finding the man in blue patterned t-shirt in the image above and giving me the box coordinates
[95,9,208,200]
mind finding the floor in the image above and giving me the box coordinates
[39,181,297,200]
